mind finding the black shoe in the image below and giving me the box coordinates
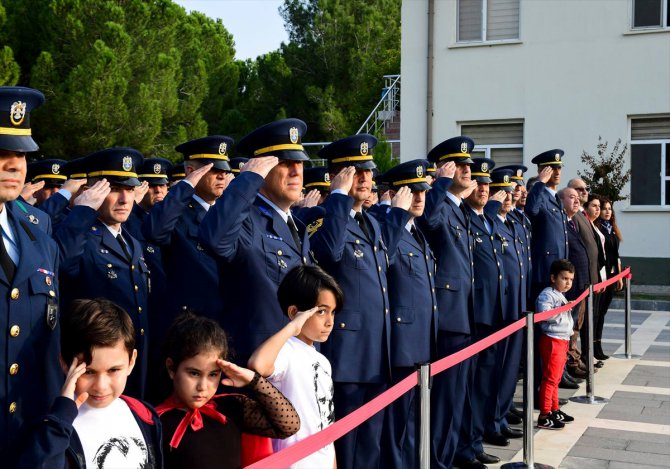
[476,452,500,464]
[453,457,487,469]
[558,397,569,406]
[510,406,524,418]
[552,409,575,423]
[483,431,510,446]
[506,410,523,425]
[595,342,610,360]
[567,373,585,384]
[559,376,579,389]
[567,366,587,379]
[501,426,523,438]
[595,360,604,368]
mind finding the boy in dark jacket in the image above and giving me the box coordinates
[19,298,162,469]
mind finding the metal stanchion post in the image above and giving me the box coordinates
[571,286,608,404]
[614,275,640,359]
[416,362,431,469]
[502,312,553,469]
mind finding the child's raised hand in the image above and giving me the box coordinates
[217,359,256,388]
[289,306,320,336]
[62,358,89,408]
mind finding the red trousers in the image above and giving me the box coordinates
[538,334,569,415]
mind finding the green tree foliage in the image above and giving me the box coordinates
[0,1,20,86]
[578,137,631,203]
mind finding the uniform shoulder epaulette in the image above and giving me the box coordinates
[307,218,323,237]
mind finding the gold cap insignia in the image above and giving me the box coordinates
[416,165,424,178]
[503,175,510,183]
[122,156,133,172]
[219,142,227,155]
[289,127,299,144]
[360,141,369,156]
[517,169,523,177]
[153,163,161,174]
[555,153,561,161]
[238,162,245,170]
[10,101,26,126]
[51,163,60,175]
[460,142,469,153]
[481,162,489,173]
[324,173,330,183]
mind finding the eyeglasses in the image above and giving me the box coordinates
[575,186,590,192]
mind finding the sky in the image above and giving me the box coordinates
[173,0,289,60]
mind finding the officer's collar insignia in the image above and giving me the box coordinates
[324,173,330,183]
[416,165,424,178]
[554,153,561,161]
[52,163,61,174]
[504,175,510,183]
[122,156,133,171]
[460,142,469,153]
[360,141,369,156]
[28,214,39,224]
[289,127,299,144]
[153,163,161,174]
[481,162,488,173]
[307,218,323,237]
[10,101,26,126]
[219,142,227,155]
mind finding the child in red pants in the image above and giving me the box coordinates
[535,259,576,429]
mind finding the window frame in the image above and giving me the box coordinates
[456,0,521,45]
[630,0,670,31]
[460,121,525,165]
[629,138,669,207]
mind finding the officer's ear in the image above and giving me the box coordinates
[287,305,299,320]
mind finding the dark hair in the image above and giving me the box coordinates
[550,259,575,277]
[277,264,344,315]
[61,298,135,365]
[595,195,622,241]
[163,312,229,371]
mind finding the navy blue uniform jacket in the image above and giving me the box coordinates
[509,208,532,295]
[310,193,410,383]
[417,177,474,335]
[0,201,61,458]
[199,172,311,358]
[14,196,52,235]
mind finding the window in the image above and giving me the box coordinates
[458,0,520,42]
[632,0,670,29]
[461,122,524,166]
[630,117,670,206]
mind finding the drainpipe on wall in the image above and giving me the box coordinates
[427,0,435,152]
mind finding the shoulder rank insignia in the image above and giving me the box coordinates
[27,214,39,224]
[307,218,323,237]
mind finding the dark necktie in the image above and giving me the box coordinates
[504,218,512,231]
[354,212,371,240]
[287,216,302,251]
[116,233,132,263]
[0,232,16,283]
[459,202,470,224]
[410,225,424,250]
[568,218,577,233]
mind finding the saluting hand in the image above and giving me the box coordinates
[20,180,45,203]
[537,166,553,184]
[297,189,321,208]
[288,306,320,336]
[133,181,149,204]
[490,190,507,203]
[461,180,478,199]
[61,177,87,195]
[61,358,89,409]
[217,359,256,388]
[241,156,279,179]
[391,185,412,211]
[330,166,355,194]
[184,162,214,187]
[74,179,111,210]
[437,161,456,179]
[380,190,392,204]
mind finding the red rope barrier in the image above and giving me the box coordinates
[246,267,633,468]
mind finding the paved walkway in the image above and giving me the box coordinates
[483,307,670,468]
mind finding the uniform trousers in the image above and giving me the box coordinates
[383,366,420,469]
[496,329,524,430]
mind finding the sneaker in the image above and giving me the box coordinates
[537,414,565,430]
[552,409,574,423]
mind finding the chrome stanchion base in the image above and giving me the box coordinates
[612,353,641,359]
[569,395,609,404]
[501,462,555,468]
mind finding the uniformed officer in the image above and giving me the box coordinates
[375,159,437,469]
[293,165,330,225]
[198,119,312,363]
[309,134,411,469]
[142,137,233,326]
[417,136,478,469]
[525,149,569,303]
[167,162,185,187]
[26,159,67,205]
[485,168,527,441]
[0,86,62,461]
[35,157,88,230]
[229,156,248,177]
[54,147,150,399]
[455,159,507,468]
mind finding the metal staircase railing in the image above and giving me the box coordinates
[356,74,400,136]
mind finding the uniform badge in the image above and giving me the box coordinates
[460,142,469,153]
[416,165,424,178]
[52,163,61,174]
[289,127,299,144]
[122,156,133,171]
[307,218,323,237]
[219,142,227,155]
[360,141,369,156]
[503,175,510,183]
[354,248,364,258]
[45,276,52,286]
[107,269,118,279]
[146,246,155,253]
[238,161,245,171]
[27,214,39,224]
[99,248,109,254]
[153,163,161,174]
[554,153,561,161]
[10,101,26,126]
[324,173,330,183]
[46,302,58,330]
[278,258,288,269]
[196,243,204,252]
[481,162,488,173]
[517,169,523,177]
[475,237,482,243]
